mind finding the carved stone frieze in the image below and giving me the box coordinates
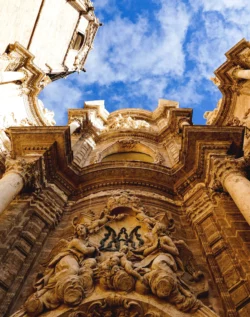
[117,139,139,149]
[11,192,212,317]
[103,114,151,133]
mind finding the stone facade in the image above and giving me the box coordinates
[1,2,250,317]
[0,0,100,165]
[0,98,249,317]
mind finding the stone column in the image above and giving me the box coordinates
[178,118,191,132]
[69,120,81,134]
[232,68,250,80]
[214,158,250,225]
[0,172,24,214]
[0,158,37,215]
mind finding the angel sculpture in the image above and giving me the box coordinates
[98,245,143,292]
[79,207,126,234]
[12,222,98,317]
[133,222,201,312]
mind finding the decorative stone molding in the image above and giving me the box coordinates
[84,295,144,317]
[185,190,214,224]
[205,39,250,126]
[153,151,164,165]
[210,76,221,87]
[204,99,222,126]
[31,191,64,227]
[67,0,94,13]
[91,139,166,166]
[117,139,139,149]
[0,42,55,126]
[226,115,241,127]
[212,157,246,190]
[74,17,99,72]
[178,117,191,132]
[5,157,41,187]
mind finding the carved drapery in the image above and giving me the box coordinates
[11,192,215,317]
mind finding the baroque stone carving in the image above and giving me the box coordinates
[12,192,208,316]
[118,139,139,149]
[103,114,151,132]
[99,226,144,251]
[12,222,98,317]
[71,294,144,317]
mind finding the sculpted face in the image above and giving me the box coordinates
[152,222,167,235]
[110,257,119,266]
[76,224,87,238]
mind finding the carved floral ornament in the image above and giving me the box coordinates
[12,191,214,317]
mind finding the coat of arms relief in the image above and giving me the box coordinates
[12,192,214,317]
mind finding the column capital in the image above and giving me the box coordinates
[5,156,41,188]
[211,157,246,190]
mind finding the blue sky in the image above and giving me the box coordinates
[40,0,250,125]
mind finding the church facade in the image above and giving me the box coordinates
[0,2,250,317]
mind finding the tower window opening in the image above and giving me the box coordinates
[73,32,85,50]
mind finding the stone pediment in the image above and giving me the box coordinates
[11,192,217,317]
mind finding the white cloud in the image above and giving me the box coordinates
[80,1,190,86]
[187,1,250,80]
[40,0,250,124]
[39,79,83,124]
[168,77,203,106]
[199,0,248,12]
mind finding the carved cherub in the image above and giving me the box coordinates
[98,245,142,292]
[11,222,98,317]
[79,208,126,234]
[114,245,143,282]
[132,222,201,312]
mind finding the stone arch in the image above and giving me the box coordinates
[95,139,162,164]
[43,292,218,317]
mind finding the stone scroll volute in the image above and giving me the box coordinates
[11,191,217,317]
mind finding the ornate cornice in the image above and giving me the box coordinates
[205,39,250,126]
[8,125,244,200]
